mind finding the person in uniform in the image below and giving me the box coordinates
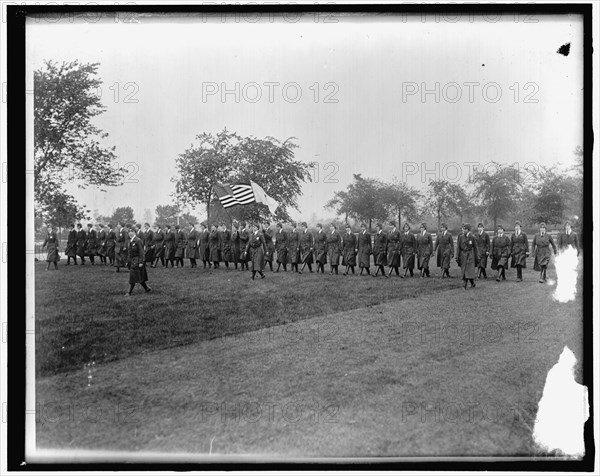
[136,224,145,247]
[186,223,199,268]
[262,223,275,272]
[97,224,107,265]
[174,224,186,268]
[275,222,288,272]
[238,222,250,271]
[473,223,490,279]
[314,223,328,274]
[456,223,478,289]
[164,224,176,268]
[246,222,266,280]
[114,222,128,272]
[416,223,433,278]
[197,223,210,268]
[231,221,241,269]
[326,223,342,275]
[491,224,511,281]
[41,225,60,270]
[341,223,357,275]
[357,222,372,276]
[125,227,152,296]
[85,223,97,265]
[221,222,233,268]
[557,221,580,255]
[401,223,416,277]
[152,224,165,268]
[76,223,87,265]
[386,221,402,277]
[533,222,558,283]
[65,223,77,265]
[209,224,221,269]
[105,224,116,266]
[434,223,454,278]
[143,223,155,265]
[288,222,300,273]
[299,222,315,273]
[510,220,529,282]
[372,222,388,277]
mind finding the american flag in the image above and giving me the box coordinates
[212,183,255,208]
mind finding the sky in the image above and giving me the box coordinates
[26,11,584,223]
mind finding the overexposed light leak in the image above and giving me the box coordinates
[533,346,588,457]
[552,247,579,303]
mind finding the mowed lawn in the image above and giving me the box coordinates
[34,258,585,457]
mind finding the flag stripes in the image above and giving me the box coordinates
[231,184,254,204]
[213,182,255,208]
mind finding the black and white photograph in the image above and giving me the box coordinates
[2,0,598,471]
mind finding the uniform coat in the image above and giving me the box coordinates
[238,229,250,262]
[401,231,416,270]
[263,229,275,263]
[416,231,433,270]
[373,230,388,266]
[230,230,241,263]
[387,229,402,267]
[457,232,478,279]
[275,229,288,265]
[115,228,128,267]
[434,230,454,269]
[299,230,315,265]
[97,229,107,257]
[557,231,580,254]
[246,231,266,272]
[127,236,148,284]
[209,230,221,262]
[153,230,165,259]
[510,231,529,268]
[164,229,176,261]
[357,230,372,268]
[175,230,186,259]
[221,229,233,262]
[105,229,116,260]
[76,229,87,258]
[473,230,490,268]
[533,232,557,271]
[198,230,210,261]
[66,229,77,257]
[314,230,328,265]
[287,229,300,264]
[490,234,511,269]
[185,228,199,260]
[341,232,357,266]
[327,231,342,265]
[86,229,97,256]
[144,229,155,262]
[42,231,60,262]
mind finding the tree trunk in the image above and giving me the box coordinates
[368,218,372,231]
[206,186,212,226]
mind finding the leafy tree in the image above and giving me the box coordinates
[528,166,579,226]
[424,179,467,230]
[446,183,472,225]
[34,60,125,222]
[155,204,197,226]
[325,174,388,230]
[111,206,134,225]
[471,163,521,230]
[173,128,315,225]
[41,190,89,228]
[378,179,421,227]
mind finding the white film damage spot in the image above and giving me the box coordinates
[552,247,579,303]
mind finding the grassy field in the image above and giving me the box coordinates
[34,257,585,457]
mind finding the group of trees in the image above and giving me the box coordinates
[327,154,583,232]
[34,60,584,234]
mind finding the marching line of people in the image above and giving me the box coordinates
[41,219,580,292]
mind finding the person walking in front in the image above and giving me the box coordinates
[457,223,478,289]
[357,223,372,276]
[246,222,266,280]
[174,224,186,268]
[275,222,288,272]
[341,223,357,275]
[434,223,454,278]
[372,222,388,277]
[125,227,152,296]
[164,224,176,268]
[533,222,557,283]
[299,222,314,273]
[401,223,416,277]
[209,224,221,269]
[557,221,580,255]
[386,221,401,277]
[416,222,433,278]
[152,224,165,268]
[288,222,300,273]
[327,223,342,275]
[105,223,116,266]
[491,224,511,281]
[263,223,275,272]
[474,223,490,279]
[41,225,60,270]
[510,221,529,282]
[65,223,77,265]
[186,223,199,268]
[314,223,327,274]
[76,223,87,265]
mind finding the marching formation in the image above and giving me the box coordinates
[41,219,581,293]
